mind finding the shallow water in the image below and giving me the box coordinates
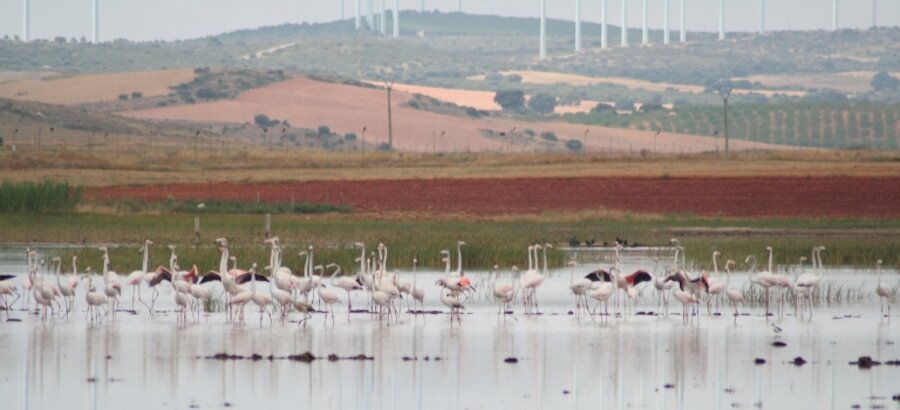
[1,244,898,410]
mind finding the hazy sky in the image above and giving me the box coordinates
[1,0,898,42]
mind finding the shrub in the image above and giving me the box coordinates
[118,94,129,101]
[528,93,558,115]
[539,131,557,141]
[131,91,143,99]
[565,140,584,152]
[494,90,525,110]
[318,125,331,136]
[344,133,357,141]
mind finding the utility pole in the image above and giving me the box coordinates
[384,81,394,150]
[717,86,733,153]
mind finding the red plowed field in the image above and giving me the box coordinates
[86,176,900,218]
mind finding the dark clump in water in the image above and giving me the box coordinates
[6,318,21,322]
[755,358,767,365]
[892,394,900,402]
[664,384,675,389]
[249,354,263,361]
[850,356,881,368]
[288,352,317,362]
[792,357,807,366]
[504,357,519,364]
[562,390,570,395]
[772,341,787,347]
[327,354,340,361]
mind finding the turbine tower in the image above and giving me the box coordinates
[680,0,686,42]
[341,0,345,20]
[601,0,608,49]
[367,0,374,29]
[420,0,424,12]
[393,0,399,38]
[380,0,387,35]
[641,0,648,45]
[22,0,29,42]
[540,0,547,59]
[356,0,361,29]
[832,0,838,30]
[718,0,725,41]
[759,0,764,34]
[621,0,628,47]
[458,0,462,13]
[663,0,670,45]
[92,0,100,44]
[872,0,876,28]
[575,0,582,52]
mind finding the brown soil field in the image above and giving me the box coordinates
[125,77,787,153]
[85,176,900,218]
[0,69,195,105]
[379,81,596,114]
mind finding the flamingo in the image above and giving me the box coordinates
[53,257,76,317]
[700,251,727,315]
[228,264,264,324]
[520,245,546,313]
[875,260,892,316]
[265,237,294,294]
[126,239,153,312]
[82,269,108,323]
[747,248,776,318]
[441,289,465,325]
[723,260,745,323]
[568,264,594,316]
[410,258,425,313]
[317,266,342,325]
[0,273,20,311]
[493,266,517,316]
[34,258,59,321]
[652,258,673,316]
[329,263,361,319]
[795,246,824,318]
[98,247,122,317]
[672,286,699,323]
[589,268,617,318]
[248,265,274,325]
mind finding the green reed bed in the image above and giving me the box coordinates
[0,180,82,213]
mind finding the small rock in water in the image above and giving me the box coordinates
[402,356,414,361]
[562,390,570,395]
[792,357,807,366]
[754,358,767,365]
[223,403,232,407]
[327,354,340,362]
[567,311,574,315]
[87,377,97,383]
[6,318,21,322]
[772,341,787,347]
[664,384,675,389]
[249,354,263,361]
[892,394,900,402]
[850,356,881,368]
[504,357,519,364]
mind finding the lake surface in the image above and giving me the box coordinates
[1,244,898,410]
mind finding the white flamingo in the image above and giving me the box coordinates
[723,260,745,323]
[875,260,892,316]
[126,239,153,312]
[329,263,361,319]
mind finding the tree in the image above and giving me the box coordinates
[539,131,557,141]
[131,91,143,99]
[565,140,583,152]
[528,93,558,115]
[494,90,525,110]
[871,71,899,92]
[118,94,129,101]
[591,102,616,114]
[254,114,278,128]
[317,125,331,136]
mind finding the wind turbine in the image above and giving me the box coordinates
[718,0,725,41]
[601,0,608,49]
[380,0,387,34]
[22,0,30,42]
[575,0,582,52]
[540,0,546,59]
[680,0,686,42]
[663,0,670,45]
[642,0,648,45]
[621,0,628,47]
[759,0,765,34]
[92,0,100,44]
[393,0,399,38]
[831,0,838,30]
[356,0,361,29]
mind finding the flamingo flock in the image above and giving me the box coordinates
[0,240,895,327]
